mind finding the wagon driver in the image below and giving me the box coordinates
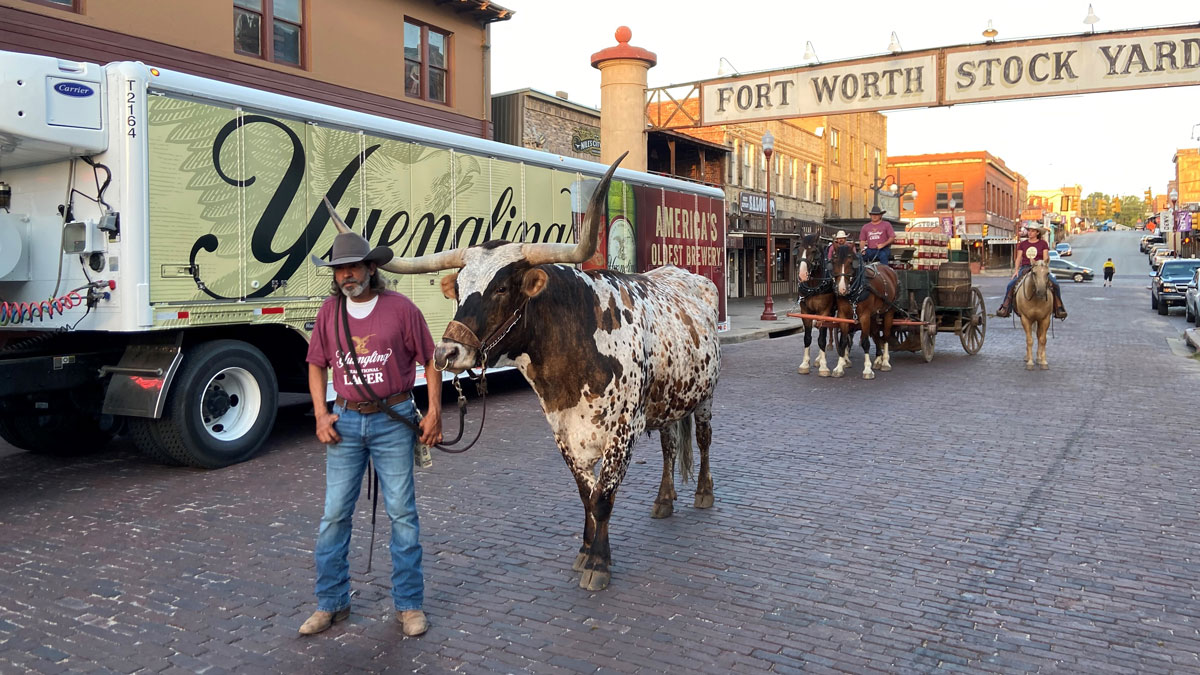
[859,205,895,266]
[995,224,1068,320]
[301,228,443,637]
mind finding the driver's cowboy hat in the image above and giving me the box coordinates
[834,230,849,239]
[311,231,394,268]
[868,205,885,215]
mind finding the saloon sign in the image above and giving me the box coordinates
[699,25,1200,124]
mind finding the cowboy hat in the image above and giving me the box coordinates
[834,230,849,239]
[311,231,395,267]
[868,205,885,215]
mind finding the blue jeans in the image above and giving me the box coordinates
[863,247,891,266]
[315,399,423,613]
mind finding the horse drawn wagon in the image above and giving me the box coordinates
[886,260,987,362]
[787,230,986,367]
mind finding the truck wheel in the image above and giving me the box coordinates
[1158,299,1169,316]
[148,340,278,469]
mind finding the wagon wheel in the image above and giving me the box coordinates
[919,296,936,362]
[959,287,986,354]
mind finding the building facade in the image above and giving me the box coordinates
[0,0,509,138]
[492,89,604,160]
[888,151,1022,268]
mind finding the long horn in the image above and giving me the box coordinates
[522,151,626,266]
[321,196,354,235]
[323,196,465,273]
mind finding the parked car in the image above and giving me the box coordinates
[1048,259,1094,282]
[1048,250,1061,259]
[1140,234,1164,252]
[1185,268,1200,324]
[1148,243,1170,260]
[1056,242,1072,256]
[1151,259,1200,315]
[1152,248,1177,270]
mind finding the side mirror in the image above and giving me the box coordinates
[1149,272,1156,277]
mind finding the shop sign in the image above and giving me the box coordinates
[739,191,776,216]
[571,128,601,155]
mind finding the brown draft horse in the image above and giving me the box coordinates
[1014,260,1053,370]
[829,244,899,379]
[795,234,837,376]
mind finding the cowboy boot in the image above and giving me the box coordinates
[995,288,1014,318]
[1053,291,1068,320]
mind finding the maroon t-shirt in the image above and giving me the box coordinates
[1016,239,1050,268]
[306,290,436,401]
[860,221,895,249]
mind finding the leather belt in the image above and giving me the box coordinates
[334,391,412,414]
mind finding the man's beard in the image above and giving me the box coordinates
[340,281,366,298]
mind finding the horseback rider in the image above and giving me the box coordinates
[995,224,1068,319]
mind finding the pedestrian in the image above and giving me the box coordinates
[995,224,1068,319]
[859,206,895,266]
[300,228,443,637]
[1103,258,1115,286]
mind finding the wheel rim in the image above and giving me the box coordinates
[920,297,936,362]
[200,367,261,441]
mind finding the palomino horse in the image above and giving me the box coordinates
[1014,260,1053,370]
[795,234,837,376]
[829,245,899,379]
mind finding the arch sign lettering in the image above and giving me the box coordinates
[689,25,1200,126]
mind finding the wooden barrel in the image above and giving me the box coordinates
[936,262,972,307]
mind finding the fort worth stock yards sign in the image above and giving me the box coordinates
[699,26,1200,124]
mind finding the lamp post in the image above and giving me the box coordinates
[948,198,958,238]
[761,130,777,321]
[869,174,917,216]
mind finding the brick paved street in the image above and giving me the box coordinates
[2,231,1199,673]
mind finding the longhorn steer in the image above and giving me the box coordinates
[328,155,721,590]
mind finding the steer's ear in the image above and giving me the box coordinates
[440,271,459,300]
[522,268,548,298]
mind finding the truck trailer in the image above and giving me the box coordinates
[0,50,727,468]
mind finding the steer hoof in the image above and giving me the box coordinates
[572,552,588,572]
[797,365,810,375]
[579,568,610,591]
[650,501,674,519]
[694,493,714,509]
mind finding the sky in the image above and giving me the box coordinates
[489,0,1200,197]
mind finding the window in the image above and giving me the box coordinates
[405,20,451,104]
[729,140,739,184]
[806,162,815,201]
[936,181,964,209]
[26,0,79,10]
[862,144,868,176]
[742,143,755,188]
[792,159,801,196]
[235,0,304,67]
[815,166,824,203]
[831,182,841,217]
[875,150,882,180]
[830,129,840,165]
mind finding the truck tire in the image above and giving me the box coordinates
[141,340,278,469]
[126,417,184,466]
[1158,299,1169,315]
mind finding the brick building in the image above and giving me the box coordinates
[0,0,510,138]
[888,150,1022,268]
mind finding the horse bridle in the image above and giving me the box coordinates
[798,247,833,297]
[831,251,867,302]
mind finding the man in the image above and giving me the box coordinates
[301,229,443,637]
[859,205,895,266]
[826,230,850,260]
[1103,258,1115,287]
[995,224,1068,319]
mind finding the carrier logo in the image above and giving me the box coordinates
[54,82,95,98]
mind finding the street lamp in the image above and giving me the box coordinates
[761,130,777,321]
[1083,4,1100,33]
[869,174,917,215]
